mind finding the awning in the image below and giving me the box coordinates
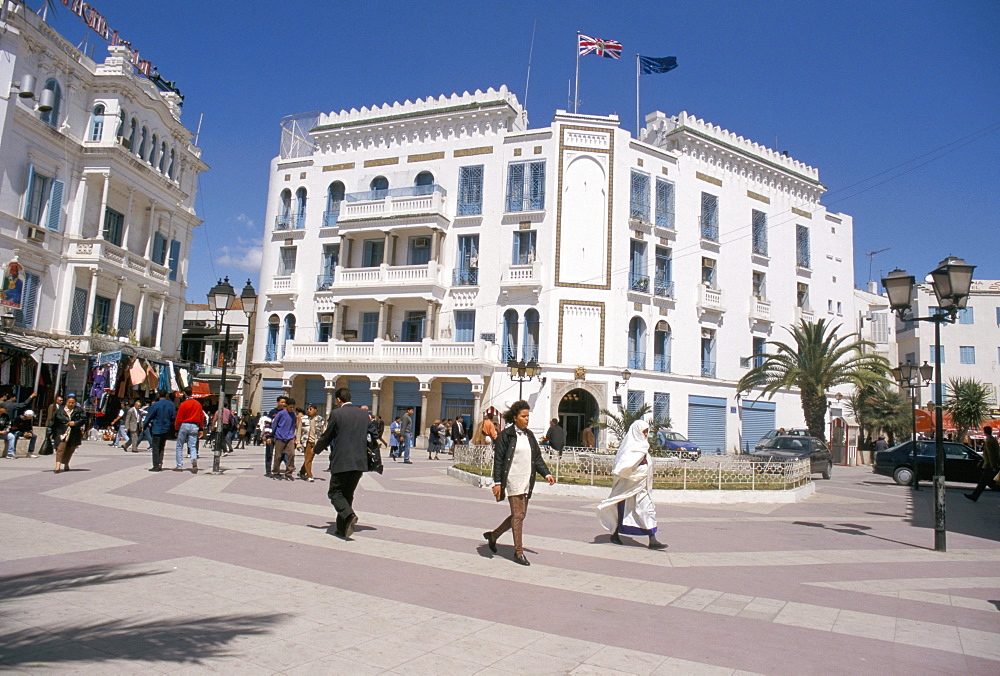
[190,381,212,399]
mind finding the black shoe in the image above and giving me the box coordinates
[648,539,668,550]
[345,514,358,539]
[965,493,977,502]
[403,460,413,464]
[610,533,624,545]
[148,468,161,472]
[513,554,530,566]
[483,531,497,553]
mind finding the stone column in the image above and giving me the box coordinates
[377,301,386,340]
[154,297,165,349]
[144,201,157,258]
[332,302,343,341]
[96,172,110,240]
[382,231,393,266]
[111,277,124,334]
[430,229,441,263]
[324,377,336,417]
[136,286,147,341]
[426,300,435,340]
[84,268,99,334]
[123,188,134,250]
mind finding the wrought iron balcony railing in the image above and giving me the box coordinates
[629,273,650,293]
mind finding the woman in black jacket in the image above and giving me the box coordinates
[49,394,87,473]
[482,400,554,566]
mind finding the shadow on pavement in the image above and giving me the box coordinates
[905,486,999,543]
[0,565,167,602]
[792,521,927,549]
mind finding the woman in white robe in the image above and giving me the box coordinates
[597,419,667,549]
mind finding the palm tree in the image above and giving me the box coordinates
[945,378,991,443]
[849,385,910,446]
[737,318,891,441]
[593,403,661,446]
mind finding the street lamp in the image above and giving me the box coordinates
[0,309,15,333]
[507,359,542,400]
[893,361,934,491]
[882,256,975,552]
[206,277,257,474]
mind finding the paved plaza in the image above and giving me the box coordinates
[0,440,998,675]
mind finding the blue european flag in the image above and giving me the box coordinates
[639,55,679,75]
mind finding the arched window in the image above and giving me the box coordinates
[167,149,176,179]
[370,175,389,198]
[158,142,167,172]
[654,321,672,373]
[128,118,137,152]
[502,309,519,363]
[522,309,540,361]
[628,317,646,370]
[325,181,345,227]
[277,189,291,229]
[88,104,105,142]
[414,171,434,195]
[295,187,307,228]
[39,79,61,127]
[138,127,148,158]
[265,314,280,361]
[281,314,296,358]
[116,109,125,138]
[149,134,158,166]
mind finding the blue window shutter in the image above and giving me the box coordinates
[168,240,181,280]
[701,192,718,241]
[458,165,483,215]
[529,162,545,210]
[13,272,39,328]
[655,178,674,229]
[796,225,811,268]
[23,165,35,220]
[630,171,650,221]
[46,179,64,232]
[152,233,166,265]
[506,163,524,212]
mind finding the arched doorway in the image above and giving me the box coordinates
[558,388,600,446]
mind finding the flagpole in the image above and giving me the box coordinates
[574,31,580,113]
[636,54,640,138]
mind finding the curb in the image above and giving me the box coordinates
[446,466,816,504]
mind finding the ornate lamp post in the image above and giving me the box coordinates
[0,309,15,333]
[507,359,542,400]
[892,361,934,491]
[883,256,975,551]
[206,277,257,474]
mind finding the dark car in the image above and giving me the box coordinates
[874,440,996,487]
[749,435,833,479]
[754,428,811,451]
[654,430,701,460]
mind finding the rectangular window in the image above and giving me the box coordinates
[70,287,87,335]
[629,170,650,222]
[630,240,648,291]
[905,352,916,365]
[23,166,51,226]
[94,295,112,334]
[402,311,425,342]
[836,301,843,315]
[751,210,768,256]
[361,312,379,342]
[317,316,333,342]
[12,272,39,329]
[796,282,810,310]
[103,208,125,246]
[322,244,339,275]
[930,345,945,364]
[796,225,811,268]
[408,236,431,265]
[959,346,975,364]
[506,161,545,212]
[168,240,180,280]
[700,192,719,241]
[753,336,766,368]
[626,390,644,414]
[654,178,675,230]
[362,239,384,267]
[455,310,475,342]
[653,392,670,424]
[457,165,484,216]
[828,300,834,314]
[701,257,716,287]
[149,310,160,345]
[701,332,716,378]
[871,313,889,343]
[278,247,297,275]
[654,247,672,297]
[958,307,974,325]
[118,301,135,334]
[752,271,766,300]
[996,307,1000,325]
[512,230,537,265]
[455,235,479,285]
[151,232,167,265]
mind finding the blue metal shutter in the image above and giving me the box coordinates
[458,165,483,215]
[454,310,475,342]
[655,178,674,229]
[152,233,166,265]
[506,163,523,212]
[701,193,718,241]
[70,287,87,335]
[529,162,545,210]
[168,240,181,280]
[47,179,64,232]
[630,171,649,221]
[687,395,727,455]
[347,379,372,407]
[393,381,420,407]
[740,400,776,453]
[260,378,283,413]
[304,378,327,413]
[13,272,39,328]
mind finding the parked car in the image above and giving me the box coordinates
[754,428,811,451]
[749,435,833,479]
[654,430,701,460]
[873,440,997,487]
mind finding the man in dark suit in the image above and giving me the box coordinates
[545,418,567,458]
[451,417,467,446]
[314,387,371,539]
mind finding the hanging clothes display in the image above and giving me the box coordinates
[129,359,146,389]
[177,368,188,389]
[146,363,159,391]
[167,360,178,392]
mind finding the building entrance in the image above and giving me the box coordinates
[558,388,599,446]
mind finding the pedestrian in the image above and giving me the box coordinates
[264,396,287,472]
[38,395,63,456]
[388,416,401,460]
[108,405,126,447]
[965,426,999,502]
[428,419,443,460]
[173,387,204,473]
[452,417,467,446]
[1,391,37,421]
[49,394,86,473]
[236,411,250,449]
[442,419,453,453]
[0,405,12,458]
[8,409,38,457]
[399,406,414,464]
[270,397,298,479]
[482,411,498,445]
[211,403,235,454]
[297,403,325,482]
[135,401,153,451]
[597,419,668,550]
[121,400,143,452]
[482,400,555,566]
[143,390,175,471]
[544,418,567,458]
[581,424,596,449]
[313,388,373,539]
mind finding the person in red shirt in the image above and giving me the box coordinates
[174,387,204,473]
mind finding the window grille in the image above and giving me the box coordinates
[627,390,644,414]
[700,192,719,241]
[630,171,650,222]
[959,346,975,364]
[752,210,768,255]
[94,296,112,334]
[655,178,675,229]
[118,302,136,333]
[506,161,545,211]
[796,225,811,268]
[70,287,87,335]
[653,392,670,423]
[457,165,484,215]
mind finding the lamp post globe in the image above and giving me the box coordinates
[930,256,975,309]
[239,279,257,318]
[881,268,915,313]
[207,277,236,316]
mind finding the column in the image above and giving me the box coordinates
[123,188,134,250]
[425,300,435,340]
[96,172,110,240]
[154,297,165,349]
[111,278,124,334]
[68,171,88,238]
[324,378,335,417]
[332,302,343,341]
[84,268,99,334]
[377,301,386,340]
[144,201,157,258]
[385,303,394,340]
[371,390,381,418]
[420,389,430,444]
[382,231,392,266]
[135,286,147,341]
[430,229,441,263]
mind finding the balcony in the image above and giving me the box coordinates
[697,284,725,314]
[628,351,646,370]
[500,262,542,293]
[283,338,492,364]
[795,306,814,324]
[629,273,650,294]
[274,214,305,231]
[323,205,340,228]
[452,268,479,287]
[701,361,717,378]
[325,263,444,297]
[653,355,671,373]
[337,185,448,230]
[750,297,772,323]
[68,239,171,287]
[316,274,335,291]
[267,274,298,297]
[654,277,674,299]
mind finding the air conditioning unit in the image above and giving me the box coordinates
[414,237,431,248]
[117,135,131,150]
[27,227,45,243]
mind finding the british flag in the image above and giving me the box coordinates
[578,34,623,59]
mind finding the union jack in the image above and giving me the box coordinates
[578,34,622,59]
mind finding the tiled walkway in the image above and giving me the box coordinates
[1,441,997,674]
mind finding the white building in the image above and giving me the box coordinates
[252,87,858,452]
[0,3,206,398]
[894,279,1000,410]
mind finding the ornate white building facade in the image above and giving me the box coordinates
[0,3,206,376]
[253,87,858,452]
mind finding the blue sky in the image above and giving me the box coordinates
[36,0,1000,301]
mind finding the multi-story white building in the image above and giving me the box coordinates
[253,86,857,452]
[894,279,1000,411]
[0,3,206,400]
